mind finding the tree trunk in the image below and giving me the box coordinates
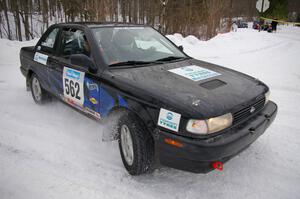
[20,0,31,40]
[0,12,3,38]
[13,2,22,41]
[30,0,34,37]
[2,0,12,40]
[121,0,126,22]
[42,0,49,30]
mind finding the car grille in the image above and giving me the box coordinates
[233,97,265,124]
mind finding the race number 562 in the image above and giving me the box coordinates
[64,78,81,100]
[63,67,85,105]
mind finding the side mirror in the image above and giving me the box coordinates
[178,45,184,52]
[70,54,98,74]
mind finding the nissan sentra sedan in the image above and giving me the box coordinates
[20,22,277,175]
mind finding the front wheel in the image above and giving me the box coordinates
[118,112,154,175]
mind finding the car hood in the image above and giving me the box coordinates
[105,59,267,118]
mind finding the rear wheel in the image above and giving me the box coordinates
[118,111,154,175]
[30,73,49,104]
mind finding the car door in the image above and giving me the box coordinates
[33,26,60,92]
[50,27,101,119]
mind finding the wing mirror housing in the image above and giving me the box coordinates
[178,45,184,52]
[70,54,98,74]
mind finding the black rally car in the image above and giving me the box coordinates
[20,22,277,175]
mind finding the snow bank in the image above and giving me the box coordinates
[1,26,300,199]
[167,25,300,62]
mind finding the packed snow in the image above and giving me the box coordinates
[1,26,300,199]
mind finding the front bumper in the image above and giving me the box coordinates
[156,101,278,173]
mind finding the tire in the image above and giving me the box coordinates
[30,73,49,104]
[118,111,154,175]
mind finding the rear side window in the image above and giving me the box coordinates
[59,29,91,58]
[40,28,59,53]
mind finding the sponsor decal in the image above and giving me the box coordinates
[86,82,99,91]
[65,68,81,80]
[34,52,48,65]
[89,97,98,105]
[158,108,181,132]
[168,65,221,81]
[85,107,101,119]
[63,96,84,110]
[166,112,173,120]
[62,95,101,120]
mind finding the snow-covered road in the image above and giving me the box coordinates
[1,26,300,199]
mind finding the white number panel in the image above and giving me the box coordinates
[63,67,85,105]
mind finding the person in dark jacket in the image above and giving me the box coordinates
[271,19,278,32]
[258,19,264,32]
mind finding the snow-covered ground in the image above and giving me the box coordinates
[1,26,300,199]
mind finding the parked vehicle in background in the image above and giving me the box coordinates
[237,21,248,28]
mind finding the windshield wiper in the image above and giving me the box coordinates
[109,60,152,67]
[155,56,188,62]
[109,57,187,67]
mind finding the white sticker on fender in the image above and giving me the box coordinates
[63,67,85,106]
[158,108,181,132]
[168,65,221,81]
[34,52,48,65]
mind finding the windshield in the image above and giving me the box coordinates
[92,27,187,66]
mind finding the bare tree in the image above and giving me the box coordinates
[0,0,261,41]
[1,0,12,39]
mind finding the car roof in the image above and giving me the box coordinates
[56,22,148,29]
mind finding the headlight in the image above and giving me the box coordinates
[265,90,270,105]
[186,113,233,135]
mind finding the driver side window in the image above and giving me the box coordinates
[59,29,91,58]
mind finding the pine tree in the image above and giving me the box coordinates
[264,0,288,19]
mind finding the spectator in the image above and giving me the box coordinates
[271,19,278,33]
[232,21,238,32]
[258,19,265,32]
